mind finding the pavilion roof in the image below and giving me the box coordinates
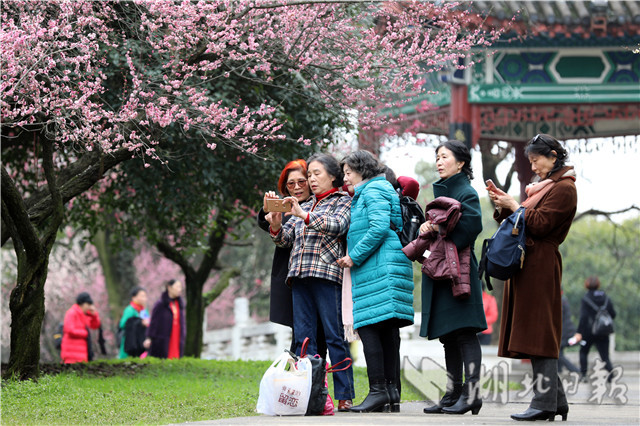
[471,1,640,25]
[467,1,640,47]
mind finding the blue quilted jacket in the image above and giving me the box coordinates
[347,176,415,329]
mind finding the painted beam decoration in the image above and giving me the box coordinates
[478,104,640,142]
[469,83,640,104]
[470,49,640,104]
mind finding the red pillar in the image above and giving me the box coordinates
[449,84,472,149]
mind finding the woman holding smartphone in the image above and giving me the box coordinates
[265,153,355,411]
[257,160,326,359]
[489,133,577,421]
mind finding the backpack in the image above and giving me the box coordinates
[123,317,147,357]
[53,322,64,351]
[478,207,526,290]
[584,296,614,337]
[391,193,426,247]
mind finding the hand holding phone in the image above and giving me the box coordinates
[485,179,499,193]
[265,198,291,213]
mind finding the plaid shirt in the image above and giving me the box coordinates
[273,191,351,284]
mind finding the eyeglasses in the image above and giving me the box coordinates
[286,179,308,190]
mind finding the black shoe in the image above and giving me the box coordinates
[554,405,569,421]
[350,382,390,413]
[423,383,462,414]
[386,380,400,413]
[510,407,555,421]
[442,383,482,415]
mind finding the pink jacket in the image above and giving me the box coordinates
[402,197,471,293]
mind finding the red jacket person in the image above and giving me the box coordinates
[60,292,101,363]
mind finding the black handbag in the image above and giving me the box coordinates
[478,207,526,290]
[293,337,352,416]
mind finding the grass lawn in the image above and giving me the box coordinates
[2,358,427,425]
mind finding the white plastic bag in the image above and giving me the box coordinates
[256,352,312,416]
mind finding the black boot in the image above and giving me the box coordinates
[510,407,555,421]
[554,404,569,421]
[349,380,390,413]
[386,380,400,413]
[442,382,482,415]
[423,383,462,414]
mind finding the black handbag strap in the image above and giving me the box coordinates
[478,239,493,291]
[584,295,608,312]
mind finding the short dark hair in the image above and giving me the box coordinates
[341,150,385,180]
[166,279,179,289]
[435,140,474,180]
[307,153,344,188]
[76,292,93,305]
[585,276,601,290]
[383,165,400,191]
[525,134,568,177]
[130,286,146,298]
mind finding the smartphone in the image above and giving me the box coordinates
[485,179,498,192]
[265,198,291,213]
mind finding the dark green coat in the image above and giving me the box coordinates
[420,172,487,339]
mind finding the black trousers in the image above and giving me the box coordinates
[358,320,400,383]
[439,329,482,390]
[530,357,567,411]
[477,332,492,346]
[579,335,613,376]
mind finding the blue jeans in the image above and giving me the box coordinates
[291,276,355,400]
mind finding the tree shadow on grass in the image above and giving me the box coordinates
[1,361,149,378]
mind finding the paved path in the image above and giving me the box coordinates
[182,368,640,425]
[184,400,639,425]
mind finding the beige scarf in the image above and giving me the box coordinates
[522,167,576,209]
[341,268,358,342]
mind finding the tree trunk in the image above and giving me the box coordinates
[2,138,63,380]
[514,141,534,202]
[478,139,515,192]
[5,255,49,380]
[94,228,139,328]
[184,274,205,357]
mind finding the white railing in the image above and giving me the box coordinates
[202,297,292,360]
[202,297,428,363]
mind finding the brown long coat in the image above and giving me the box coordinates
[497,166,577,359]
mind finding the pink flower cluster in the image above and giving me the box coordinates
[2,0,501,157]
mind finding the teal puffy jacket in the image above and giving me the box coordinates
[347,176,415,329]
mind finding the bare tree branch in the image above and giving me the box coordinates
[573,205,640,222]
[1,166,43,259]
[157,240,197,279]
[1,147,132,246]
[203,267,240,307]
[40,138,64,247]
